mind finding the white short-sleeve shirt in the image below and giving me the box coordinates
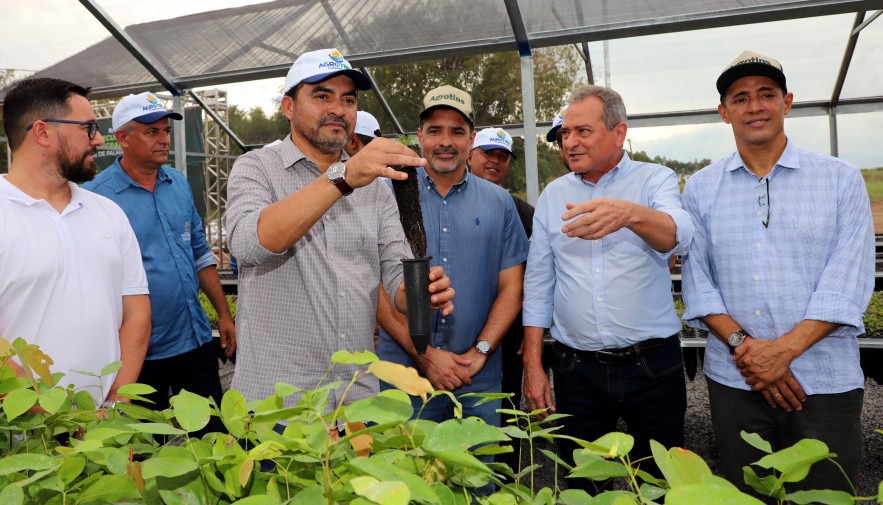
[0,176,148,406]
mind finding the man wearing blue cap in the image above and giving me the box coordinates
[84,92,234,433]
[225,49,455,412]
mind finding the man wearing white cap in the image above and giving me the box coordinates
[547,106,569,169]
[84,92,234,433]
[343,110,382,156]
[681,51,873,495]
[0,78,150,409]
[225,49,455,412]
[377,85,529,443]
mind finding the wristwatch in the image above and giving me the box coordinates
[100,399,130,415]
[727,330,749,354]
[326,161,353,196]
[475,340,492,355]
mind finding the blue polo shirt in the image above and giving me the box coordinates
[377,168,529,392]
[83,157,216,360]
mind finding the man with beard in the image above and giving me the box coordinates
[83,93,234,435]
[376,85,529,442]
[225,49,455,414]
[0,78,150,409]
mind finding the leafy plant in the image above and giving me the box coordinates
[199,291,237,328]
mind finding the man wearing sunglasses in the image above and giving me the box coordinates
[83,92,235,436]
[0,77,150,409]
[680,51,874,497]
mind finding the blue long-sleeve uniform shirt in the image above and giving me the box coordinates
[523,152,693,350]
[681,140,874,394]
[377,168,529,392]
[84,157,216,360]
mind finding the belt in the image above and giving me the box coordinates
[561,335,677,365]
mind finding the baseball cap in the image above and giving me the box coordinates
[112,92,182,132]
[716,50,787,98]
[284,48,372,94]
[419,85,473,125]
[472,127,516,158]
[354,111,382,138]
[546,106,567,142]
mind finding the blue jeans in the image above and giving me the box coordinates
[551,337,686,492]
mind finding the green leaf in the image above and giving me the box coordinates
[105,447,132,475]
[560,489,591,505]
[56,453,86,485]
[742,466,785,499]
[332,349,378,365]
[155,471,207,505]
[0,484,24,505]
[117,383,157,403]
[785,490,855,505]
[740,431,773,454]
[348,456,440,505]
[610,495,639,505]
[0,454,56,476]
[221,389,249,438]
[239,457,254,486]
[422,418,508,453]
[274,382,301,397]
[77,474,141,503]
[350,476,410,505]
[131,422,186,436]
[539,448,574,471]
[753,439,834,483]
[638,483,667,501]
[665,475,765,505]
[171,389,211,433]
[344,389,414,425]
[568,457,629,480]
[37,387,67,414]
[583,432,634,458]
[232,496,283,505]
[291,485,325,505]
[2,388,38,421]
[141,456,198,478]
[100,361,122,377]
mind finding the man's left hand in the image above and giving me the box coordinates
[459,347,488,377]
[734,337,793,390]
[218,314,236,357]
[561,198,634,240]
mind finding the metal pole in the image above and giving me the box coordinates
[173,95,186,177]
[828,106,839,158]
[522,55,539,205]
[582,41,595,85]
[188,90,248,153]
[360,67,405,135]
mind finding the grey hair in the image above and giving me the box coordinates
[567,85,627,131]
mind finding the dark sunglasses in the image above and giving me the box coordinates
[25,119,100,140]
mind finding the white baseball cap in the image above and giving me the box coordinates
[471,127,516,158]
[112,92,182,132]
[354,111,381,138]
[546,106,567,142]
[284,48,371,94]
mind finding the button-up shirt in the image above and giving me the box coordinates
[523,152,693,350]
[681,140,874,395]
[377,168,529,392]
[225,137,411,407]
[84,158,215,360]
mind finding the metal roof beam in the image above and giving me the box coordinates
[852,9,882,34]
[831,12,866,108]
[78,0,181,95]
[187,91,248,153]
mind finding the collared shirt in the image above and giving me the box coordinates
[84,158,215,360]
[225,136,411,408]
[523,152,693,350]
[681,139,874,395]
[0,176,148,406]
[377,168,530,392]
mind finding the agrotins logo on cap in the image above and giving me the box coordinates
[318,50,350,70]
[142,94,164,112]
[494,130,511,147]
[429,93,465,105]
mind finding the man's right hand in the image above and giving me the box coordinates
[415,346,473,391]
[344,138,426,188]
[760,369,806,412]
[523,361,555,420]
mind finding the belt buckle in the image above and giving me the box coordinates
[595,349,629,365]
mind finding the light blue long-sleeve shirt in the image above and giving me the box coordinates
[523,152,693,350]
[681,139,874,394]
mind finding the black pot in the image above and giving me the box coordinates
[402,257,432,354]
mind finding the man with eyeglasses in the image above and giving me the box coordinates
[83,92,235,436]
[0,77,150,409]
[680,51,873,497]
[521,85,693,491]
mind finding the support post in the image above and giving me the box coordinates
[173,95,187,177]
[521,55,539,206]
[828,106,839,158]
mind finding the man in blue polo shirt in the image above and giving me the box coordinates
[84,92,235,433]
[377,85,529,433]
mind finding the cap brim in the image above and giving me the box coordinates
[476,144,516,158]
[302,69,372,91]
[133,110,183,124]
[419,105,473,125]
[716,64,787,97]
[546,125,562,143]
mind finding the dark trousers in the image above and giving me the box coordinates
[706,378,863,501]
[551,337,686,492]
[135,339,226,438]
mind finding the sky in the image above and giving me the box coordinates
[2,1,881,168]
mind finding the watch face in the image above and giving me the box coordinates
[728,332,744,347]
[476,341,491,354]
[327,162,346,181]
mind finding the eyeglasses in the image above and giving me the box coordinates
[758,178,771,228]
[25,119,100,140]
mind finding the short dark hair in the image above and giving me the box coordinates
[355,133,375,146]
[3,78,91,151]
[418,106,475,132]
[284,82,305,101]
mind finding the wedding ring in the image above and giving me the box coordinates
[772,393,781,397]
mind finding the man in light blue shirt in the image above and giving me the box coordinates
[522,85,693,491]
[681,51,873,496]
[377,85,529,434]
[84,92,235,434]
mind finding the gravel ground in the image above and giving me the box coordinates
[217,358,883,496]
